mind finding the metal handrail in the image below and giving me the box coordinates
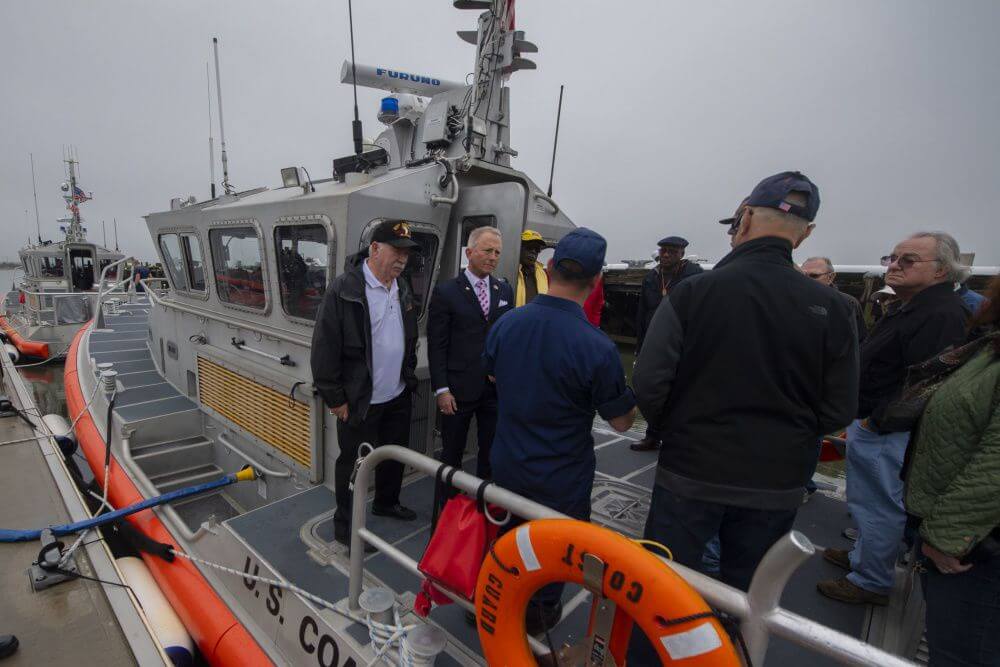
[95,256,136,326]
[216,433,291,478]
[348,445,915,666]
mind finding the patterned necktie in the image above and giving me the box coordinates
[476,278,490,318]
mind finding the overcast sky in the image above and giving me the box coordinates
[1,0,997,267]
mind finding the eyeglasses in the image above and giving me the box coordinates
[880,254,940,269]
[806,271,831,280]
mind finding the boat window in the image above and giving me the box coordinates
[459,215,497,271]
[275,224,329,320]
[68,249,95,290]
[159,234,189,291]
[98,258,118,281]
[209,227,266,309]
[39,256,64,278]
[180,233,206,292]
[404,230,439,319]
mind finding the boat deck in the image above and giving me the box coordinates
[87,299,888,665]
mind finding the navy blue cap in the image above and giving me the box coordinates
[552,228,607,278]
[657,236,689,248]
[745,171,820,222]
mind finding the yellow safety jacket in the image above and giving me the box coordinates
[515,262,549,307]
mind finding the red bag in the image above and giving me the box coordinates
[414,474,504,616]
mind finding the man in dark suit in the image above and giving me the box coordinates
[427,226,514,479]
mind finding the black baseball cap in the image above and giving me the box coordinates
[657,236,689,248]
[718,197,750,232]
[371,220,421,249]
[745,171,821,222]
[552,228,607,278]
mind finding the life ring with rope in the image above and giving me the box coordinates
[475,519,741,666]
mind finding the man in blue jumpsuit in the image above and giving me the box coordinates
[484,227,637,634]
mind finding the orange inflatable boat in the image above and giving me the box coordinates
[0,314,50,360]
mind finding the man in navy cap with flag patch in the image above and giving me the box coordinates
[628,171,859,662]
[632,234,703,451]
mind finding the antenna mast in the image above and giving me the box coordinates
[347,0,363,156]
[207,62,217,199]
[29,154,43,243]
[212,38,233,195]
[102,220,107,247]
[547,85,564,198]
[113,218,119,252]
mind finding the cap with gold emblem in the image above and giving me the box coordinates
[372,220,421,249]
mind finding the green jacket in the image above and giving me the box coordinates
[905,346,1000,557]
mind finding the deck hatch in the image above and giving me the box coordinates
[196,355,312,468]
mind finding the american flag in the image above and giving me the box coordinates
[72,185,92,202]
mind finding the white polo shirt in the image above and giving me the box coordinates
[362,260,406,405]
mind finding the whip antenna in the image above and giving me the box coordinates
[212,37,234,195]
[30,153,42,242]
[206,62,216,199]
[347,0,363,156]
[546,85,564,198]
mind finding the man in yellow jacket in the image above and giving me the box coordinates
[516,229,548,306]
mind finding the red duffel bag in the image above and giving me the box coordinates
[414,470,507,616]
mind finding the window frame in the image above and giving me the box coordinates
[179,232,208,297]
[272,215,336,325]
[360,218,441,322]
[158,230,211,299]
[207,219,271,315]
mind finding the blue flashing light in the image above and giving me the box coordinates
[380,97,399,115]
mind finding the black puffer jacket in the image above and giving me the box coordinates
[633,237,859,510]
[310,253,418,425]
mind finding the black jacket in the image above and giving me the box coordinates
[427,273,514,403]
[839,290,867,343]
[310,253,418,426]
[859,281,968,430]
[635,260,703,350]
[633,237,859,510]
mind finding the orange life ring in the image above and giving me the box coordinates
[476,519,740,666]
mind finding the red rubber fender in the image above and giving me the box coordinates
[0,315,50,359]
[64,325,272,666]
[476,519,740,665]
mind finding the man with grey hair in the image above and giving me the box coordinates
[818,231,969,605]
[801,256,866,342]
[427,225,513,481]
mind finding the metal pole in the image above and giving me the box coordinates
[206,62,216,199]
[546,84,564,198]
[113,218,119,252]
[212,37,232,195]
[102,220,107,247]
[30,153,42,242]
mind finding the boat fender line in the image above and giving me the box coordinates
[475,519,742,666]
[114,519,176,562]
[0,467,258,543]
[41,414,76,453]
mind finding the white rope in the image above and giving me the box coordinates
[14,346,71,367]
[170,549,433,666]
[0,377,102,448]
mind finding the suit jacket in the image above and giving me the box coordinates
[428,273,514,403]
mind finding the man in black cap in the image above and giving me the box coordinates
[631,235,703,451]
[311,220,422,550]
[627,173,858,665]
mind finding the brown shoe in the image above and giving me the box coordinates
[816,577,888,605]
[822,548,852,571]
[629,437,660,452]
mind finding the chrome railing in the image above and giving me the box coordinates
[348,445,915,667]
[94,256,137,327]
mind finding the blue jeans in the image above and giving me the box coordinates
[845,419,909,595]
[626,484,797,665]
[920,546,1000,666]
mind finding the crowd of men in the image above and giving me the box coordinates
[310,171,987,652]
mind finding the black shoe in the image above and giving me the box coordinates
[372,503,417,521]
[0,635,18,660]
[629,437,660,452]
[525,602,562,636]
[334,527,376,554]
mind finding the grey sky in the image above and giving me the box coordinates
[1,0,997,266]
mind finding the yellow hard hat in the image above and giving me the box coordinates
[521,229,545,243]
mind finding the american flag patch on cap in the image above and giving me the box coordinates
[778,201,792,212]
